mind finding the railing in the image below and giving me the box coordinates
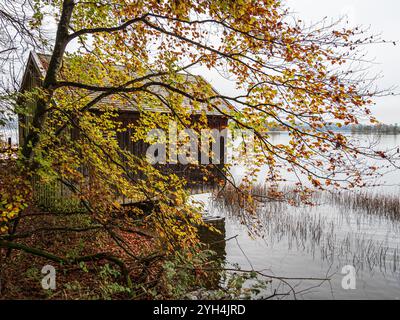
[32,176,85,213]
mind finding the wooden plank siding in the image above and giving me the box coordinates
[115,111,228,186]
[18,58,42,148]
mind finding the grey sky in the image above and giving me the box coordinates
[287,0,400,124]
[8,1,400,125]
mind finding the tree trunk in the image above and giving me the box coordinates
[21,0,75,164]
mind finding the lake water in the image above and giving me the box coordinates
[192,134,400,300]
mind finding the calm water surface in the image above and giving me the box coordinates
[193,134,400,300]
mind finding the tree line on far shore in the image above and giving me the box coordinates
[266,123,400,135]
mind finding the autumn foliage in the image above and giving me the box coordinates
[0,0,395,298]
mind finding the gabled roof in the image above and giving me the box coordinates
[24,51,232,116]
[19,51,47,92]
[36,52,51,75]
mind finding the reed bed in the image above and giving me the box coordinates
[329,191,400,222]
[210,184,400,274]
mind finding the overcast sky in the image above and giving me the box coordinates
[286,0,400,124]
[12,1,400,125]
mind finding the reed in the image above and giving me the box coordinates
[329,191,400,222]
[210,184,400,273]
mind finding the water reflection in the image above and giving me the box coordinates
[198,217,226,290]
[193,133,400,300]
[199,191,400,299]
